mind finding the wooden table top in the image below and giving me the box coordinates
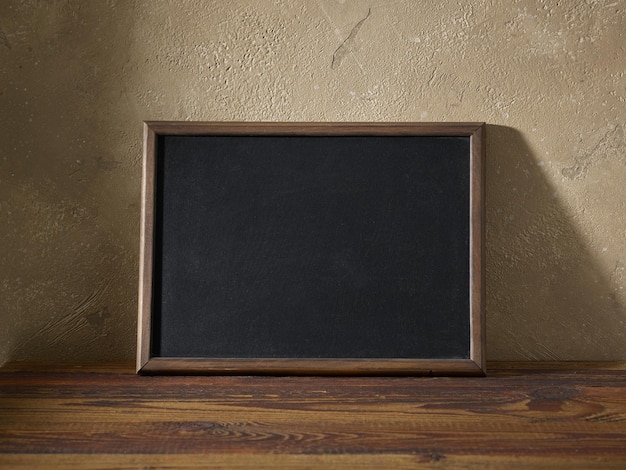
[1,361,625,469]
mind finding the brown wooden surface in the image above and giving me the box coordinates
[143,121,485,136]
[1,362,626,469]
[469,123,486,370]
[137,122,156,372]
[139,357,485,376]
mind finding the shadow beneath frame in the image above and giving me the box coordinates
[485,125,626,361]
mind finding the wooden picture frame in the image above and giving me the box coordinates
[137,122,485,376]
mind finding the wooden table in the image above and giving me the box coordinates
[1,362,625,469]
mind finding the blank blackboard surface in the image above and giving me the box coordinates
[137,122,485,376]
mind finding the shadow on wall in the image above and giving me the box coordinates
[0,2,141,364]
[486,125,625,360]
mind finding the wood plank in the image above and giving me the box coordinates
[1,453,625,470]
[1,362,625,468]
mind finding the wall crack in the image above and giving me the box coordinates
[561,125,625,180]
[331,8,371,70]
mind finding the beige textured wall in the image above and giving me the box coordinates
[1,0,625,364]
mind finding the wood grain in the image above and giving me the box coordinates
[469,123,486,370]
[137,122,156,372]
[138,357,485,376]
[1,362,625,468]
[1,454,623,470]
[143,121,485,136]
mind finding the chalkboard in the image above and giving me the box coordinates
[137,122,485,376]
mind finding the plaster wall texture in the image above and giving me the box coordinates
[0,0,624,363]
